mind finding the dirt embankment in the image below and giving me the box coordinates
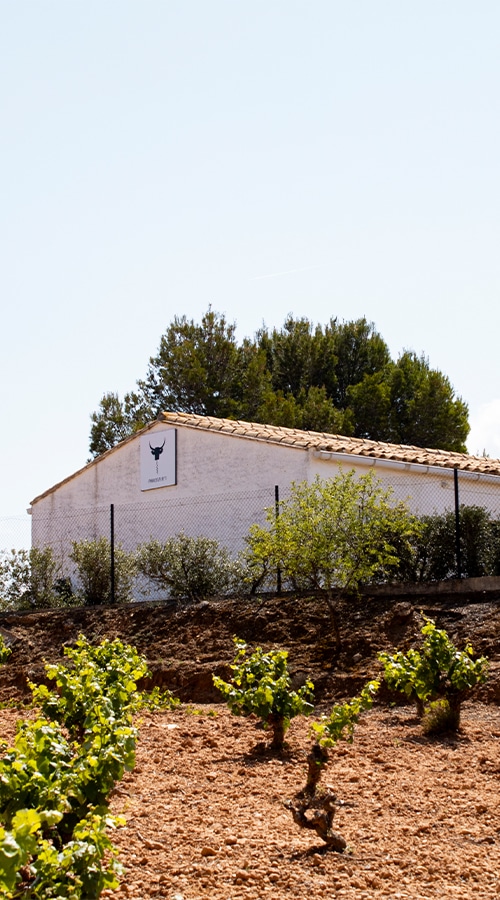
[0,589,499,705]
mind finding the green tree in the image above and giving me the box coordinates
[295,385,347,433]
[237,341,274,420]
[323,317,391,408]
[246,471,419,651]
[254,385,347,434]
[139,306,244,418]
[349,352,469,451]
[346,371,392,441]
[259,315,320,397]
[257,315,388,431]
[89,308,470,457]
[89,391,150,458]
[388,352,469,451]
[89,307,250,457]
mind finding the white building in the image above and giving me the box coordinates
[30,411,500,558]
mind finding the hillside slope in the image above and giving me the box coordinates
[1,591,500,899]
[1,589,499,704]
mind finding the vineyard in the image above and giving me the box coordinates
[0,591,500,898]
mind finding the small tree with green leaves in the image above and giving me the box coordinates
[69,537,136,605]
[246,470,419,650]
[286,681,379,850]
[136,533,245,602]
[379,618,488,731]
[213,639,314,751]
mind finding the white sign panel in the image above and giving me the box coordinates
[140,429,177,491]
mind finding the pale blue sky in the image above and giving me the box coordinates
[1,1,499,546]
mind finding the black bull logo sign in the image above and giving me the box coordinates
[149,439,165,473]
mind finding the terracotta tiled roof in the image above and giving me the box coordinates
[30,411,500,506]
[158,412,500,477]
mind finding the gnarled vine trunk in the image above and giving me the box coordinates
[268,714,286,751]
[286,742,347,852]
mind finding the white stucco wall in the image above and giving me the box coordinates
[309,450,500,518]
[30,423,310,556]
[31,422,500,562]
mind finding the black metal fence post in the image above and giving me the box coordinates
[454,468,462,579]
[275,485,282,595]
[110,503,116,604]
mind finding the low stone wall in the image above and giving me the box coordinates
[364,575,500,598]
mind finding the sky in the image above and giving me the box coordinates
[1,1,499,548]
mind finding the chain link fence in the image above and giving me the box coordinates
[0,516,31,552]
[18,488,277,603]
[3,469,500,605]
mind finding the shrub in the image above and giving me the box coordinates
[393,505,500,583]
[136,533,245,602]
[0,547,61,611]
[213,638,314,750]
[69,537,136,605]
[29,547,63,608]
[379,618,488,730]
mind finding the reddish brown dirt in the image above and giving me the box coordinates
[1,591,500,898]
[1,702,499,900]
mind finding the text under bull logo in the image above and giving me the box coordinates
[149,439,165,473]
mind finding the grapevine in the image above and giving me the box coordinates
[379,617,488,730]
[0,636,148,898]
[213,638,314,750]
[286,681,379,851]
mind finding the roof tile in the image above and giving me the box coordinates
[158,411,500,477]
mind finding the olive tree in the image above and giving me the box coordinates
[246,470,419,651]
[69,538,136,606]
[136,534,244,602]
[0,547,61,610]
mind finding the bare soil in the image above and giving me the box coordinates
[1,590,500,899]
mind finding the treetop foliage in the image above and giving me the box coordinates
[89,306,469,457]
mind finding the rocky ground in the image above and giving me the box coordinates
[1,589,500,898]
